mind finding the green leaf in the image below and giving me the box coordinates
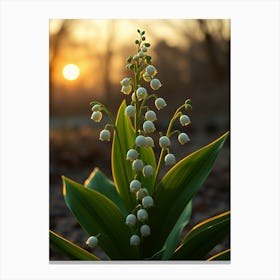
[161,201,192,260]
[148,132,229,254]
[63,176,139,260]
[138,145,156,195]
[172,211,230,260]
[49,230,100,260]
[111,100,136,211]
[208,249,230,261]
[84,167,127,216]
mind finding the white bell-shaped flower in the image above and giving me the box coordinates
[126,149,139,161]
[121,85,132,95]
[136,87,148,101]
[91,104,101,111]
[140,224,151,237]
[145,110,157,122]
[145,65,157,77]
[130,234,140,246]
[130,179,141,192]
[150,78,162,90]
[143,120,156,134]
[86,236,98,248]
[141,46,148,52]
[135,135,147,147]
[143,72,151,82]
[120,78,131,87]
[125,214,137,227]
[132,159,144,173]
[155,98,167,110]
[133,55,139,61]
[125,105,135,117]
[159,136,171,148]
[136,188,149,200]
[99,129,111,141]
[164,153,176,166]
[145,136,155,147]
[179,115,191,126]
[142,195,154,208]
[91,111,102,122]
[137,209,148,222]
[142,165,154,177]
[178,133,190,145]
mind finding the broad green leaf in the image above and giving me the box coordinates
[49,230,100,260]
[172,211,230,260]
[111,100,135,211]
[63,176,139,260]
[138,146,156,195]
[161,201,192,260]
[148,132,229,254]
[208,249,230,261]
[84,167,127,216]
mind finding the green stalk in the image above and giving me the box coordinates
[153,104,185,194]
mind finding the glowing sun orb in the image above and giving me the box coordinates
[62,64,80,80]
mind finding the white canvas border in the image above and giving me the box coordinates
[0,0,279,279]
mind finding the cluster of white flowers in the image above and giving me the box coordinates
[89,29,192,248]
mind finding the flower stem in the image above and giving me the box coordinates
[153,104,185,195]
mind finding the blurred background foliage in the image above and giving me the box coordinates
[49,19,230,260]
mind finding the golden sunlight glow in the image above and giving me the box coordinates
[62,64,80,81]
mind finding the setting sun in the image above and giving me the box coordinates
[62,64,80,80]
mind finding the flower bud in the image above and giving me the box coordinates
[121,85,132,95]
[159,136,171,148]
[91,111,102,122]
[180,115,191,126]
[126,149,139,160]
[150,78,162,90]
[178,133,190,144]
[137,209,148,222]
[138,51,144,58]
[99,129,111,141]
[86,236,98,248]
[140,224,151,237]
[142,195,154,208]
[185,99,192,110]
[131,92,137,102]
[91,104,101,111]
[120,78,131,87]
[143,120,156,134]
[143,72,151,82]
[142,165,154,177]
[145,110,157,122]
[146,65,157,77]
[126,214,137,227]
[164,153,176,166]
[133,55,139,61]
[155,98,167,110]
[136,188,149,200]
[141,46,148,52]
[145,136,155,147]
[130,234,140,246]
[132,159,144,173]
[136,87,147,101]
[135,135,147,147]
[130,179,141,192]
[125,105,135,117]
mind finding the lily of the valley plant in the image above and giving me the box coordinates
[50,29,230,261]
